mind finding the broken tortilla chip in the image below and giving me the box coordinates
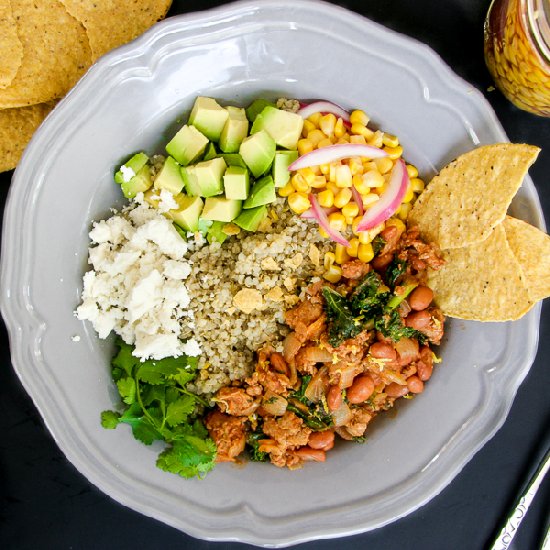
[409,143,540,249]
[428,224,534,321]
[0,0,92,108]
[0,102,55,172]
[59,0,171,61]
[503,216,550,304]
[0,0,24,89]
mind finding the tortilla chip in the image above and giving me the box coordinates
[0,0,23,88]
[503,216,550,303]
[0,0,92,108]
[428,224,533,321]
[409,143,540,249]
[0,102,55,172]
[59,0,171,61]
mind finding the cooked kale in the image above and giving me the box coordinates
[322,286,362,347]
[374,309,427,343]
[247,430,269,462]
[287,375,334,431]
[349,271,390,319]
[385,257,407,287]
[372,234,386,255]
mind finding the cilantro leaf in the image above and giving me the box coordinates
[100,410,121,429]
[116,377,136,405]
[112,339,138,378]
[165,396,196,427]
[156,436,217,479]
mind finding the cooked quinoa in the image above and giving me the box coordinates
[183,198,331,395]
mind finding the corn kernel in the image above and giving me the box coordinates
[298,167,317,185]
[334,187,352,208]
[398,202,412,221]
[320,163,330,175]
[311,175,328,188]
[330,134,339,144]
[410,177,425,193]
[319,113,337,136]
[375,183,388,196]
[358,242,375,263]
[362,169,385,188]
[337,137,350,144]
[406,164,419,179]
[291,173,310,193]
[324,252,336,270]
[307,129,326,147]
[335,243,350,264]
[342,201,359,219]
[357,222,385,242]
[384,145,404,160]
[402,184,414,203]
[351,122,374,139]
[362,193,380,208]
[318,137,333,149]
[288,192,311,214]
[298,139,314,156]
[323,264,342,284]
[367,130,384,148]
[310,165,322,175]
[335,165,352,188]
[328,212,346,231]
[347,238,360,257]
[349,134,367,145]
[352,216,362,234]
[363,160,378,171]
[350,110,370,126]
[318,189,334,208]
[307,112,321,126]
[352,174,367,195]
[334,117,346,138]
[278,182,294,197]
[302,120,316,136]
[344,215,355,227]
[385,218,406,233]
[348,157,364,176]
[382,133,400,148]
[374,156,394,174]
[326,181,340,196]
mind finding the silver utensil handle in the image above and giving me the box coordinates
[491,448,550,550]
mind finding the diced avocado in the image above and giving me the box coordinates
[188,97,229,142]
[194,157,227,197]
[217,153,247,168]
[243,175,276,209]
[245,98,276,122]
[203,142,218,161]
[251,106,304,150]
[223,165,250,200]
[121,164,152,199]
[219,106,249,153]
[154,156,185,195]
[167,194,204,232]
[166,124,208,166]
[201,197,242,222]
[143,189,160,208]
[115,152,149,184]
[198,218,214,235]
[206,220,229,244]
[181,165,201,196]
[239,130,276,178]
[234,205,268,231]
[272,150,299,187]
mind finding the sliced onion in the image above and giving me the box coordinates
[331,401,352,427]
[351,185,364,216]
[356,159,409,232]
[262,392,288,416]
[308,193,350,247]
[304,366,330,403]
[301,205,338,219]
[289,143,387,171]
[297,100,350,122]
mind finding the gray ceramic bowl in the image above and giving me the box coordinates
[0,0,544,547]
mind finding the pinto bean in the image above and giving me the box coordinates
[370,341,397,360]
[417,360,433,381]
[407,375,424,394]
[405,309,432,331]
[327,385,343,411]
[294,447,326,462]
[385,383,409,398]
[308,430,335,451]
[346,374,375,404]
[408,286,434,311]
[372,252,393,271]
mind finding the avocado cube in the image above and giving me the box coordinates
[234,205,268,231]
[167,194,204,232]
[245,98,276,122]
[121,164,152,199]
[217,153,247,168]
[223,165,250,200]
[181,165,201,197]
[142,189,160,208]
[154,156,185,195]
[194,157,227,197]
[219,106,249,153]
[202,142,218,161]
[166,124,209,166]
[188,97,229,142]
[251,106,304,150]
[239,131,276,178]
[206,220,229,244]
[201,197,242,222]
[243,175,276,209]
[115,152,149,184]
[272,150,299,187]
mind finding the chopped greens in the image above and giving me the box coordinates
[375,309,427,344]
[247,430,269,462]
[322,287,362,347]
[287,375,333,430]
[101,339,216,479]
[385,257,407,287]
[372,234,386,255]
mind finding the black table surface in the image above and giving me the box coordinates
[1,1,549,549]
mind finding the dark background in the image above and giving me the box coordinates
[1,1,549,549]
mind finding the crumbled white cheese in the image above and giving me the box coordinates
[158,189,178,213]
[71,335,81,342]
[76,202,200,361]
[120,165,135,183]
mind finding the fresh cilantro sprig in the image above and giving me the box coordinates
[101,339,216,479]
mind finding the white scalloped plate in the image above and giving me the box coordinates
[1,0,544,547]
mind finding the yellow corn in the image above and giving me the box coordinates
[383,145,403,160]
[347,238,360,257]
[334,117,346,138]
[330,134,339,144]
[291,173,310,193]
[410,177,425,193]
[307,112,321,126]
[337,136,350,144]
[318,137,333,149]
[311,175,328,189]
[326,181,340,196]
[362,193,380,208]
[334,187,352,208]
[288,192,311,214]
[299,167,317,185]
[385,218,406,233]
[319,227,329,238]
[320,163,330,175]
[278,182,294,197]
[349,134,367,145]
[382,133,400,148]
[374,156,393,174]
[406,164,419,179]
[335,164,352,188]
[351,123,374,140]
[402,183,414,203]
[367,130,384,148]
[324,252,336,270]
[307,129,326,147]
[351,216,362,234]
[358,242,375,263]
[344,215,356,227]
[342,201,359,219]
[398,202,412,220]
[348,157,363,176]
[353,174,369,194]
[362,169,385,188]
[357,222,385,241]
[335,243,350,264]
[363,160,378,171]
[328,212,346,231]
[302,120,316,136]
[323,264,342,284]
[310,165,322,175]
[318,189,334,208]
[350,110,370,126]
[297,139,314,156]
[319,113,337,136]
